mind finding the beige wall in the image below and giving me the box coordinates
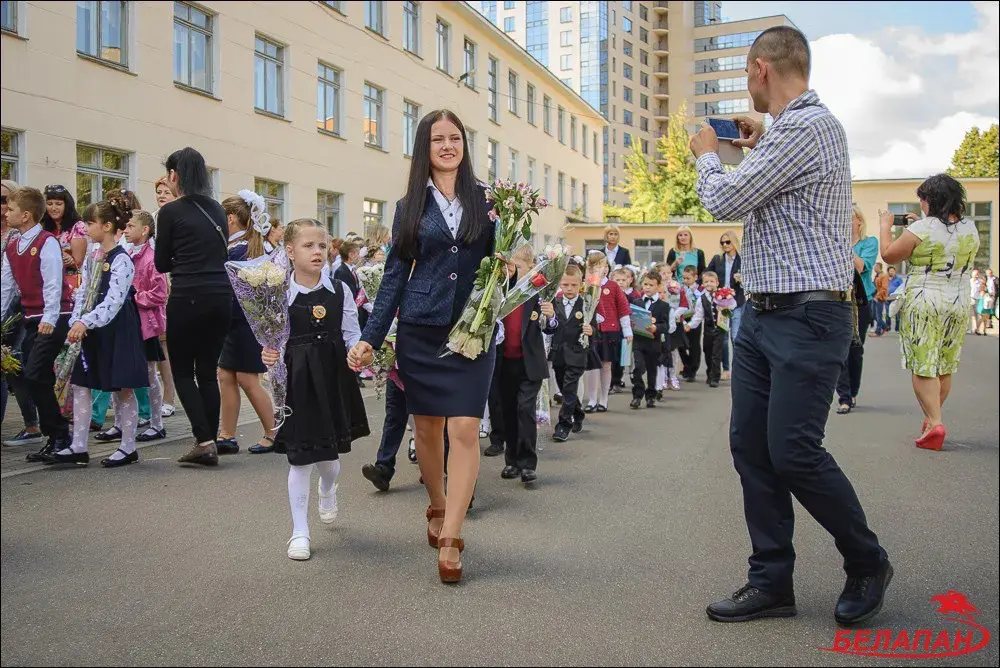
[562,220,739,264]
[0,1,603,245]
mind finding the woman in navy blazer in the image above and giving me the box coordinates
[349,110,496,584]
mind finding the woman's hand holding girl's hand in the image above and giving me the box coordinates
[261,348,280,366]
[67,322,88,343]
[348,341,374,372]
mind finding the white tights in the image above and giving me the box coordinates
[145,363,164,430]
[584,362,613,407]
[287,460,341,539]
[66,386,137,458]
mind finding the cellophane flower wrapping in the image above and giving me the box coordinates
[496,244,571,320]
[579,272,603,348]
[442,179,549,360]
[226,255,291,427]
[357,263,397,400]
[53,247,106,410]
[1,313,23,375]
[713,287,737,332]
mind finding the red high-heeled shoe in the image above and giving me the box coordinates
[426,506,445,548]
[438,537,465,583]
[915,424,946,451]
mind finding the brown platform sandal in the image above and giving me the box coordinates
[438,537,465,584]
[426,506,445,548]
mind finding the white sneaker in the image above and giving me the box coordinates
[161,404,175,418]
[317,481,338,524]
[287,535,311,560]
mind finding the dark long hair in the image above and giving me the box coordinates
[917,173,966,225]
[396,110,486,261]
[164,147,212,197]
[40,185,81,234]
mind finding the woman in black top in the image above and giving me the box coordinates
[154,147,233,466]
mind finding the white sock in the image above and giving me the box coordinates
[147,362,164,430]
[108,390,138,460]
[584,369,600,406]
[598,363,613,406]
[111,392,121,429]
[288,464,313,538]
[315,459,340,512]
[67,385,91,454]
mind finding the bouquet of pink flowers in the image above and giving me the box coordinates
[713,286,737,331]
[226,255,291,426]
[443,179,548,359]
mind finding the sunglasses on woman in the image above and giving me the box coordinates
[720,240,732,246]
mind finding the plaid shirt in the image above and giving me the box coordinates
[695,90,853,294]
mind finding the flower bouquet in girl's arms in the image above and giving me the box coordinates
[356,262,384,304]
[1,313,23,375]
[713,286,737,332]
[52,247,105,410]
[497,245,569,319]
[226,255,291,426]
[443,180,549,360]
[579,272,602,348]
[665,279,683,310]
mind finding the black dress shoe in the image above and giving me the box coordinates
[594,405,608,413]
[26,437,63,463]
[584,405,596,413]
[501,465,521,479]
[101,449,138,468]
[706,584,797,623]
[484,443,504,457]
[94,427,122,442]
[42,449,90,466]
[178,442,219,466]
[656,390,664,401]
[630,398,642,409]
[646,398,656,408]
[521,469,537,484]
[835,560,893,626]
[709,380,720,388]
[361,463,392,492]
[215,438,240,455]
[552,426,569,442]
[571,420,583,433]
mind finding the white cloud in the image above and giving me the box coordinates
[809,2,999,179]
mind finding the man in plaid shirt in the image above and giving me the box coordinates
[690,26,892,627]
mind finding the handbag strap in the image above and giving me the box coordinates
[190,198,229,255]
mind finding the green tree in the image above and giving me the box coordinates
[947,124,999,178]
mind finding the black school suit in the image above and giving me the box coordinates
[550,295,595,430]
[701,292,723,384]
[707,252,745,307]
[631,296,671,400]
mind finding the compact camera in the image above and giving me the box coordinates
[893,214,911,226]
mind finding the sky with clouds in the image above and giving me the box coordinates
[724,0,999,180]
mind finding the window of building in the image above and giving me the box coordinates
[173,2,214,93]
[593,131,598,164]
[640,93,649,109]
[639,27,648,43]
[570,178,578,211]
[321,1,344,13]
[317,190,342,236]
[1,129,20,180]
[560,29,572,47]
[635,239,665,265]
[503,0,515,8]
[466,128,477,170]
[560,6,572,22]
[317,62,342,135]
[695,54,747,74]
[526,0,549,66]
[640,116,648,131]
[639,71,649,87]
[562,77,573,88]
[254,178,285,223]
[694,0,722,26]
[508,70,519,115]
[969,202,993,268]
[584,238,605,254]
[403,100,420,156]
[695,99,750,115]
[527,157,536,186]
[639,4,648,20]
[543,165,551,201]
[436,18,451,73]
[623,39,633,57]
[504,16,515,32]
[560,54,573,70]
[488,56,499,121]
[623,63,633,80]
[77,1,129,67]
[640,49,649,66]
[570,115,577,150]
[641,138,649,154]
[623,86,633,103]
[526,84,536,124]
[482,0,496,24]
[463,39,477,88]
[557,106,566,143]
[487,139,498,182]
[365,1,385,35]
[364,82,384,148]
[694,30,762,53]
[363,199,384,238]
[76,144,129,207]
[582,183,589,216]
[254,35,284,116]
[623,110,633,126]
[508,148,518,181]
[403,0,420,54]
[543,95,552,134]
[2,0,18,34]
[695,76,748,95]
[622,17,632,33]
[557,172,565,209]
[582,123,589,156]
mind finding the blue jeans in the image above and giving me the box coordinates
[721,303,745,372]
[730,301,886,592]
[873,301,889,334]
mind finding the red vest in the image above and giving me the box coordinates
[4,230,73,318]
[502,304,525,360]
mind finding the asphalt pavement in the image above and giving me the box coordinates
[1,332,998,666]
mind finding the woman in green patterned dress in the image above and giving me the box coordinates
[878,174,980,451]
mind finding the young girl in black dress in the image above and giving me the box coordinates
[261,219,369,561]
[45,194,148,467]
[218,191,276,454]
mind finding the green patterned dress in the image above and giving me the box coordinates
[899,217,980,378]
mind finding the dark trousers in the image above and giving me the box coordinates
[500,356,541,472]
[487,352,505,448]
[375,380,408,477]
[703,328,723,384]
[731,301,886,593]
[3,371,37,427]
[679,324,702,379]
[21,316,70,439]
[611,358,625,387]
[631,345,660,400]
[836,300,872,404]
[166,294,232,444]
[554,363,585,429]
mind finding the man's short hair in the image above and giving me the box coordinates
[749,26,810,79]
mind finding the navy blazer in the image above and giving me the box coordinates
[361,186,494,349]
[706,252,745,307]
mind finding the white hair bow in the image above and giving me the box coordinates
[359,246,369,259]
[237,189,272,239]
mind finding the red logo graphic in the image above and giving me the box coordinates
[819,591,991,659]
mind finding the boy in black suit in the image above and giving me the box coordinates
[551,264,596,443]
[699,271,724,388]
[498,249,556,485]
[630,271,672,409]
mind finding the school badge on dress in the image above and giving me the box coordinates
[575,311,583,319]
[102,262,111,272]
[312,305,327,320]
[530,310,539,321]
[30,247,38,256]
[603,288,610,295]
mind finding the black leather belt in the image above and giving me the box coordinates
[749,290,852,312]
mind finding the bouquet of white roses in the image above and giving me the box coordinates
[443,180,548,360]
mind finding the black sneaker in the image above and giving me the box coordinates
[834,560,894,626]
[4,428,44,446]
[571,420,584,433]
[706,584,797,623]
[709,380,720,388]
[361,463,392,492]
[630,398,642,410]
[656,390,664,401]
[584,405,596,414]
[552,426,570,442]
[484,443,504,457]
[646,398,656,408]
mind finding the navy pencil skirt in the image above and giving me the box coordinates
[395,321,495,418]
